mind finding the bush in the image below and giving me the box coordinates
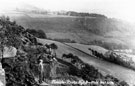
[119,81,129,86]
[89,40,129,50]
[90,48,135,71]
[52,38,76,43]
[26,29,47,39]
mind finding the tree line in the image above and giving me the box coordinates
[89,48,135,71]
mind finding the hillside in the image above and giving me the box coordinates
[38,38,135,85]
[66,42,135,70]
[0,16,131,86]
[8,12,135,50]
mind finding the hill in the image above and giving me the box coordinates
[38,38,135,85]
[0,16,133,86]
[8,12,135,50]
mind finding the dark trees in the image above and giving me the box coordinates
[50,43,58,56]
[26,29,47,39]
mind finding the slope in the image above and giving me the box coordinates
[38,38,135,85]
[8,14,132,49]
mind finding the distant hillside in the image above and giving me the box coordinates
[7,12,135,50]
[15,4,108,18]
[76,17,134,36]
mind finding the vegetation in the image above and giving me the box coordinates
[89,40,129,50]
[50,43,58,56]
[0,16,39,86]
[17,8,107,18]
[50,38,76,43]
[25,28,47,39]
[61,53,129,86]
[66,11,107,18]
[89,48,135,71]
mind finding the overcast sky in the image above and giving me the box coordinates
[0,0,135,22]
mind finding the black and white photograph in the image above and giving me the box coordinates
[0,0,135,86]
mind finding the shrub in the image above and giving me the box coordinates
[52,38,76,43]
[89,40,129,50]
[26,29,47,39]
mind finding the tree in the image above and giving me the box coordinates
[26,29,47,39]
[37,30,47,38]
[119,81,129,86]
[0,25,7,61]
[50,43,58,56]
[68,53,74,58]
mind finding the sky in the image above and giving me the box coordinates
[0,0,135,22]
